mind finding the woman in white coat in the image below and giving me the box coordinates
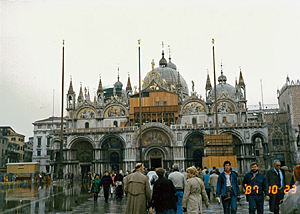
[182,166,209,214]
[280,165,300,214]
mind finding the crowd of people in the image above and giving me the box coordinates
[85,160,300,214]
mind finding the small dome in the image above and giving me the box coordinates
[211,83,235,100]
[159,51,168,67]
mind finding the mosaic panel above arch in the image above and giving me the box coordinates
[104,105,126,117]
[217,101,235,113]
[142,130,170,147]
[77,108,97,119]
[182,102,206,114]
[102,137,123,148]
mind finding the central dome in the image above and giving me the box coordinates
[142,67,189,95]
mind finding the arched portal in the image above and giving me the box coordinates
[100,136,124,172]
[144,147,166,169]
[71,141,93,176]
[184,132,204,168]
[252,134,269,170]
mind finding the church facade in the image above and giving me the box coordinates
[32,48,299,178]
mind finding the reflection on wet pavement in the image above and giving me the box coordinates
[0,181,92,214]
[0,181,273,214]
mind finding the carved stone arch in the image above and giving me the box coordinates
[102,103,128,118]
[183,130,206,147]
[181,99,209,114]
[143,146,168,161]
[251,131,269,170]
[70,138,94,163]
[183,131,205,168]
[133,122,176,147]
[210,99,237,114]
[68,136,95,149]
[220,130,244,144]
[99,134,126,148]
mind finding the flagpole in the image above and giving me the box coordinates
[59,40,65,179]
[212,39,219,134]
[138,39,143,163]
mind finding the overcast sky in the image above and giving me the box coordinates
[1,0,299,140]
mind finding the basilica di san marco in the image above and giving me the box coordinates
[32,47,298,180]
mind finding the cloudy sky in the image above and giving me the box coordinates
[1,0,299,140]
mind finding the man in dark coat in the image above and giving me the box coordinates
[150,168,177,214]
[100,171,113,202]
[242,162,270,214]
[266,160,286,214]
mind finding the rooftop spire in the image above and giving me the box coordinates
[97,75,103,93]
[177,70,182,87]
[126,72,132,91]
[206,70,212,90]
[78,82,84,103]
[68,76,74,94]
[238,67,245,86]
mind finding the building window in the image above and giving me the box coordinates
[272,132,283,146]
[11,138,15,141]
[113,121,118,127]
[192,118,197,125]
[38,125,42,129]
[37,138,42,147]
[47,138,50,147]
[37,151,41,156]
[47,150,51,156]
[85,122,89,128]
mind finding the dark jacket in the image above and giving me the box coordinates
[242,171,270,196]
[100,175,113,187]
[266,168,286,193]
[151,176,177,212]
[216,171,240,198]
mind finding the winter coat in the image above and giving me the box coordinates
[182,176,209,214]
[100,175,113,187]
[208,173,218,187]
[280,181,300,214]
[151,176,177,212]
[92,178,101,193]
[124,169,152,214]
[216,171,240,198]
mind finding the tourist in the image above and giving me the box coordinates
[216,161,240,214]
[149,168,177,214]
[182,166,209,213]
[124,163,151,214]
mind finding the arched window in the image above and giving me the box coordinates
[85,122,89,128]
[113,121,118,127]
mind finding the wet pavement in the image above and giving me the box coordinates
[0,181,274,214]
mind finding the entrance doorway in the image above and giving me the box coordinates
[81,165,90,176]
[146,148,165,169]
[151,158,162,168]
